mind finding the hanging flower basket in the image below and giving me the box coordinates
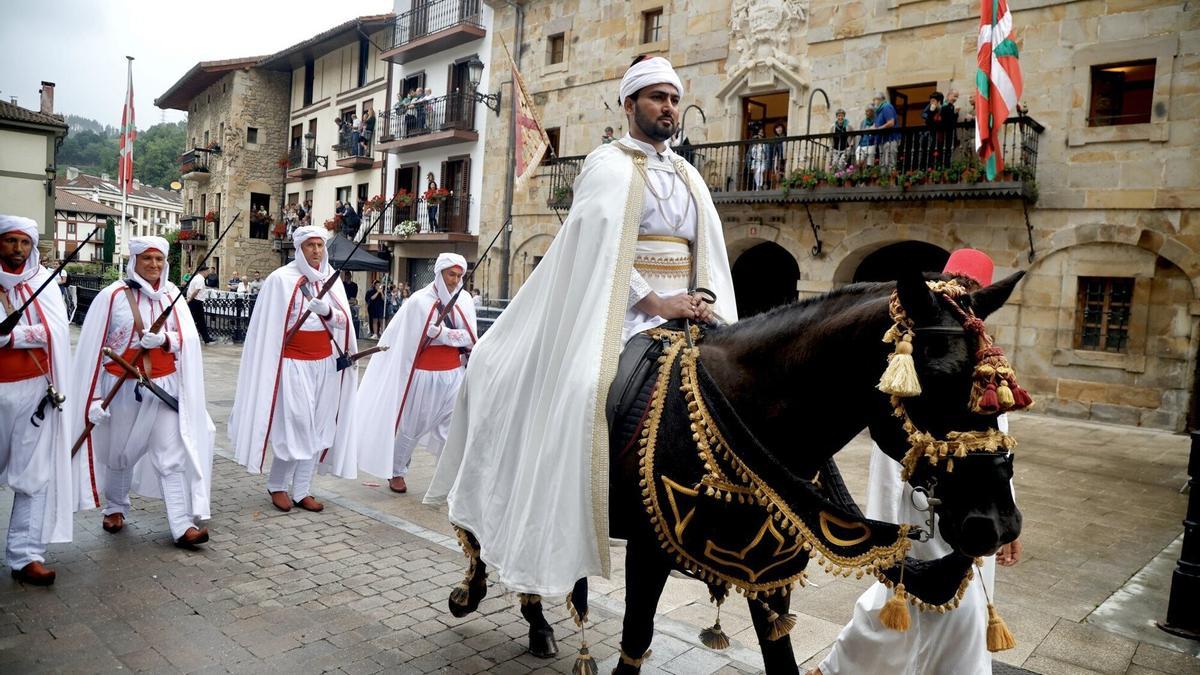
[392,219,420,238]
[364,194,387,212]
[423,187,450,205]
[394,189,414,208]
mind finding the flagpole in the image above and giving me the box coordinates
[119,56,134,273]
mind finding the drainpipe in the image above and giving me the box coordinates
[498,0,523,300]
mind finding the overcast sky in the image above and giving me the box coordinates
[1,0,392,129]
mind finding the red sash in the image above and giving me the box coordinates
[0,343,49,382]
[414,344,461,371]
[104,347,176,378]
[283,330,333,360]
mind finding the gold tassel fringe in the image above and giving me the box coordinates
[879,584,911,632]
[572,643,598,675]
[699,621,731,650]
[986,603,1016,652]
[765,609,798,642]
[877,335,921,397]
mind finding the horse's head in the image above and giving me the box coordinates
[878,269,1026,558]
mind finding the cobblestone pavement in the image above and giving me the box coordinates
[1,337,1197,674]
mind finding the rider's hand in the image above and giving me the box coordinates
[996,539,1022,566]
[691,293,713,323]
[307,297,331,317]
[139,331,166,350]
[654,293,700,321]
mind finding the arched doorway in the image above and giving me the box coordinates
[853,241,950,283]
[732,241,799,317]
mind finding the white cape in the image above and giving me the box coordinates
[355,283,477,480]
[426,141,737,595]
[228,262,358,478]
[1,266,76,543]
[71,280,215,518]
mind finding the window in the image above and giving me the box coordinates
[67,221,76,235]
[642,9,663,44]
[357,183,369,205]
[1075,277,1134,353]
[358,37,370,89]
[548,33,565,65]
[203,130,210,146]
[543,127,561,164]
[1088,60,1155,127]
[247,127,258,144]
[336,185,352,205]
[303,59,315,107]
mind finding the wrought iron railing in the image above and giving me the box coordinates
[390,0,482,48]
[333,134,373,158]
[546,155,584,209]
[374,195,472,235]
[379,92,477,142]
[288,146,318,171]
[179,148,210,175]
[202,294,256,342]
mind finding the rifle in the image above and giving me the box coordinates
[0,223,102,335]
[282,192,407,366]
[71,212,242,456]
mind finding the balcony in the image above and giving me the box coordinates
[178,215,209,247]
[370,195,476,245]
[546,156,583,210]
[334,141,375,170]
[380,0,485,65]
[376,92,478,153]
[179,149,211,182]
[287,147,318,179]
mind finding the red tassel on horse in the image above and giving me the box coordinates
[976,383,1000,414]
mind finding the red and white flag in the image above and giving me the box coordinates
[506,40,550,186]
[118,58,136,195]
[975,0,1023,180]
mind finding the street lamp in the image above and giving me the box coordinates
[466,57,502,116]
[303,132,329,169]
[44,164,56,196]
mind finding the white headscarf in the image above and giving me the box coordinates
[619,56,684,104]
[0,215,41,289]
[127,236,171,299]
[432,252,467,305]
[292,225,331,283]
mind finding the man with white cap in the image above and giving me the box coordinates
[427,55,737,601]
[71,235,214,549]
[0,216,74,584]
[355,252,476,495]
[229,225,358,513]
[813,249,1021,675]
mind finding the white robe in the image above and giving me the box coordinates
[354,282,477,480]
[0,266,75,543]
[228,262,358,479]
[426,137,737,596]
[821,416,1010,675]
[70,281,214,519]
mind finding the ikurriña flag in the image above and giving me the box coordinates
[975,0,1023,181]
[118,58,136,195]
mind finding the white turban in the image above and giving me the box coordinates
[0,215,41,288]
[127,235,171,297]
[0,215,40,247]
[619,56,683,104]
[292,225,331,283]
[433,252,468,304]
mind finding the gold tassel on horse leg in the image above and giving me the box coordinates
[977,563,1016,652]
[572,622,598,675]
[699,583,731,650]
[759,599,798,642]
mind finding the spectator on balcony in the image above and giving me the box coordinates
[360,109,375,156]
[348,112,361,155]
[415,88,434,131]
[856,106,877,166]
[830,109,852,170]
[425,173,440,232]
[872,93,901,169]
[227,273,241,292]
[922,91,958,169]
[365,280,385,339]
[746,129,769,191]
[335,117,348,150]
[342,200,362,239]
[186,266,215,344]
[768,122,788,189]
[601,126,615,144]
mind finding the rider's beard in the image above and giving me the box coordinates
[635,106,677,143]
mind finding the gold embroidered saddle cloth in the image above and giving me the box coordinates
[634,235,691,296]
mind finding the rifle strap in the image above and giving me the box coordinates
[122,287,149,376]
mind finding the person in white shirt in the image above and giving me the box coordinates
[185,266,214,344]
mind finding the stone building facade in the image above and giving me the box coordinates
[157,59,291,281]
[478,0,1199,431]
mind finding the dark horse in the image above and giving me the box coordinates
[449,270,1025,674]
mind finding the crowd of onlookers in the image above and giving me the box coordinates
[393,88,438,137]
[335,109,376,157]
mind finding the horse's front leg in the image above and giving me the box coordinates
[518,593,558,658]
[748,592,799,675]
[447,527,488,617]
[613,542,671,675]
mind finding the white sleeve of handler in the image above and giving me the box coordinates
[8,324,48,349]
[424,322,473,348]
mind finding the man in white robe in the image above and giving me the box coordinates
[229,226,357,513]
[356,253,476,494]
[427,56,738,597]
[0,216,74,584]
[72,236,214,549]
[814,249,1022,675]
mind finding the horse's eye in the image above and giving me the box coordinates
[921,336,951,360]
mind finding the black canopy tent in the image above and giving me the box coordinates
[289,233,389,271]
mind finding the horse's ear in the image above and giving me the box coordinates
[970,271,1025,320]
[896,270,938,325]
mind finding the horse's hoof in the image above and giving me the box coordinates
[447,580,487,618]
[528,625,558,658]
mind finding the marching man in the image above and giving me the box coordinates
[355,253,476,494]
[72,236,214,549]
[229,225,358,512]
[0,216,74,584]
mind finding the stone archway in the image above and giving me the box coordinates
[732,241,800,317]
[853,241,951,283]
